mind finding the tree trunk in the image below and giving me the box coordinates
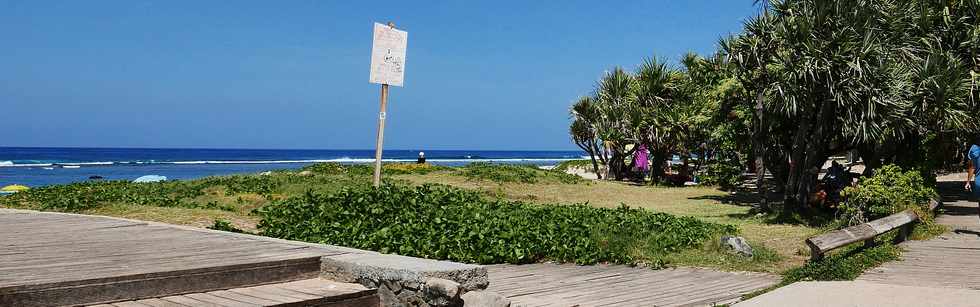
[790,97,836,209]
[784,104,814,209]
[753,91,768,210]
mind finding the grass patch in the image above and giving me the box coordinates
[209,219,251,234]
[257,183,734,266]
[782,244,901,282]
[301,162,451,176]
[659,235,783,272]
[553,159,593,172]
[743,243,901,300]
[455,162,582,184]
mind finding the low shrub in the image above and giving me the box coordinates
[700,158,743,189]
[553,159,593,173]
[743,243,901,301]
[256,184,733,266]
[209,219,249,234]
[1,181,200,211]
[456,162,581,184]
[0,174,296,212]
[300,163,348,175]
[782,243,900,282]
[300,162,450,176]
[838,164,937,224]
[382,163,452,175]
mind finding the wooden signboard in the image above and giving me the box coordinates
[369,22,407,187]
[369,22,407,87]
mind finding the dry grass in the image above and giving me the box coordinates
[83,203,261,232]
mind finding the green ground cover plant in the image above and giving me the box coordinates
[839,164,938,225]
[552,159,592,173]
[256,183,733,266]
[743,241,902,300]
[0,172,360,213]
[455,162,582,184]
[699,156,743,189]
[209,219,250,233]
[300,162,451,177]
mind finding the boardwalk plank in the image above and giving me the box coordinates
[856,187,980,290]
[0,209,364,307]
[488,263,778,307]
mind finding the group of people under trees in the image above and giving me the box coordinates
[571,0,980,214]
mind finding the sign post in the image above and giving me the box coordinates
[369,22,407,187]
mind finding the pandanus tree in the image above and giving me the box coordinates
[724,0,979,210]
[569,61,689,181]
[635,57,685,180]
[722,9,781,206]
[570,67,640,180]
[570,96,605,178]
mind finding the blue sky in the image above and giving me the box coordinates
[1,1,761,150]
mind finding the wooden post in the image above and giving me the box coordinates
[372,83,390,187]
[372,22,395,188]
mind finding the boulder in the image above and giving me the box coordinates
[424,278,461,306]
[721,236,753,257]
[461,291,511,307]
[297,170,313,176]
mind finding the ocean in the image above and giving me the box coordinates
[0,147,585,187]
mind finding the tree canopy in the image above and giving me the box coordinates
[569,0,979,210]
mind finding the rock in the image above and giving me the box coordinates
[461,291,511,307]
[384,279,403,293]
[377,282,400,307]
[297,170,313,176]
[397,290,427,306]
[424,278,461,306]
[259,171,272,176]
[404,280,421,290]
[721,236,754,257]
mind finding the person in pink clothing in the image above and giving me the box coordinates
[634,144,650,181]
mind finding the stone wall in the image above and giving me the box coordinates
[320,253,508,307]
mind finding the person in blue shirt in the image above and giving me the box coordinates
[966,137,980,203]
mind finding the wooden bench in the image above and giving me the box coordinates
[805,199,941,261]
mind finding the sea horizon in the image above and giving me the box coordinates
[0,147,586,187]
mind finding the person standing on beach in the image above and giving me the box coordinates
[966,136,980,219]
[417,152,426,164]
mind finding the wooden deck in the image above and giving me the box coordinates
[858,180,980,289]
[0,209,374,306]
[86,279,378,307]
[487,263,779,307]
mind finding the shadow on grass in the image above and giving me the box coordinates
[690,189,836,227]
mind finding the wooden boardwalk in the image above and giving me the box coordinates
[87,279,378,307]
[858,180,980,289]
[487,263,779,307]
[0,209,376,306]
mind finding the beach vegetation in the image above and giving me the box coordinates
[570,0,979,215]
[256,183,733,266]
[552,159,592,173]
[301,162,451,176]
[455,162,582,184]
[838,164,938,225]
[0,163,818,273]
